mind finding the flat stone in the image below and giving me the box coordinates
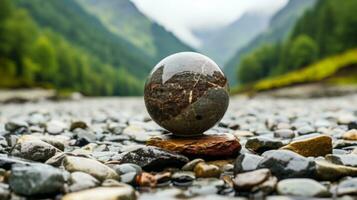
[233,169,274,192]
[9,163,65,196]
[118,146,189,171]
[62,186,136,200]
[64,156,119,181]
[280,135,332,157]
[277,178,330,197]
[315,159,357,181]
[147,134,241,158]
[274,129,295,139]
[46,120,66,135]
[0,154,33,170]
[233,153,263,174]
[342,129,357,140]
[245,136,284,154]
[258,150,316,179]
[326,154,357,167]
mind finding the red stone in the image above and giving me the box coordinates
[147,134,241,158]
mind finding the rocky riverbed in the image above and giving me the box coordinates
[0,95,356,199]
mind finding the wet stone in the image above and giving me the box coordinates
[258,150,316,179]
[9,163,65,196]
[245,136,284,154]
[118,146,189,171]
[233,153,263,174]
[277,178,330,197]
[144,52,229,136]
[147,134,241,158]
[281,135,332,157]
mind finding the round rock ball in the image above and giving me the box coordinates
[144,52,229,137]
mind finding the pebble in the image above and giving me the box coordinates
[113,163,142,185]
[9,163,65,196]
[136,172,157,187]
[5,119,28,132]
[315,159,357,181]
[281,135,332,157]
[11,139,59,162]
[118,146,189,171]
[62,186,136,200]
[194,162,221,178]
[337,178,357,196]
[172,171,195,187]
[245,136,284,153]
[233,153,263,174]
[68,172,99,192]
[258,150,316,179]
[297,125,315,135]
[342,129,357,140]
[0,183,10,200]
[0,154,33,170]
[63,156,119,181]
[274,129,295,139]
[326,154,357,167]
[233,169,272,191]
[46,120,66,135]
[182,159,204,171]
[277,178,330,197]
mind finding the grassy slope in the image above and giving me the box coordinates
[232,49,357,94]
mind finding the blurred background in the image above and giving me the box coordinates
[0,0,356,100]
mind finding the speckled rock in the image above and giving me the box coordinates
[9,163,65,196]
[277,178,330,197]
[63,156,119,181]
[144,52,229,136]
[11,139,59,162]
[62,186,136,200]
[280,135,332,157]
[258,150,316,179]
[118,146,189,171]
[147,134,241,158]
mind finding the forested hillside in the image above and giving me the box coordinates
[0,0,145,95]
[76,0,193,62]
[237,0,357,85]
[224,0,316,85]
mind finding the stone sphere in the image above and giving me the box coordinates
[144,52,229,137]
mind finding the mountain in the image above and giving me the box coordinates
[76,0,194,62]
[194,12,270,66]
[14,0,154,79]
[224,0,317,86]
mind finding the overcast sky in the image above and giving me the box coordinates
[131,0,288,47]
